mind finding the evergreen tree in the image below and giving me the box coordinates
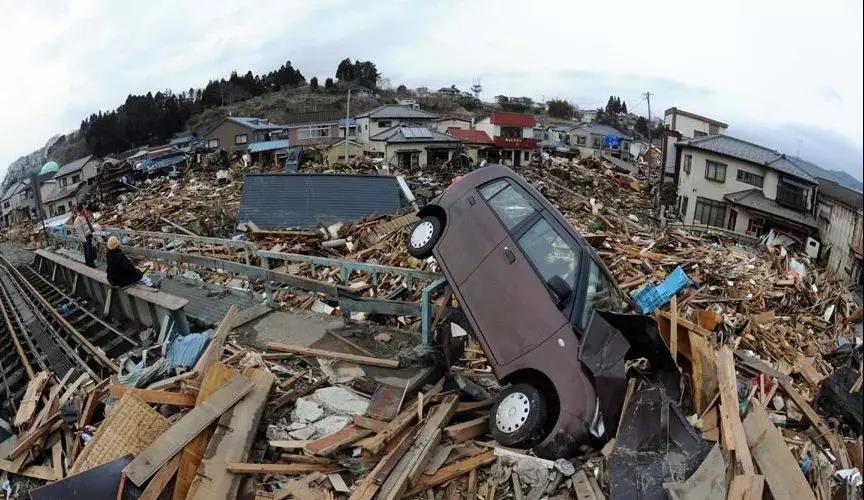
[324,77,335,90]
[336,58,355,81]
[310,77,319,90]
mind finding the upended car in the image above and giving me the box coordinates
[406,165,676,458]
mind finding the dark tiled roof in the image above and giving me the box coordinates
[55,155,95,178]
[569,123,632,140]
[724,189,818,229]
[678,135,816,183]
[817,178,864,209]
[370,125,459,143]
[356,105,438,120]
[238,173,404,230]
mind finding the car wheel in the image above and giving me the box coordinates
[490,383,548,448]
[406,216,442,258]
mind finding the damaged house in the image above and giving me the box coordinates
[567,122,633,161]
[1,180,36,227]
[674,135,820,246]
[38,155,101,217]
[816,177,864,284]
[202,116,288,154]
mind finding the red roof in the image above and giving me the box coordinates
[447,128,494,144]
[489,112,536,128]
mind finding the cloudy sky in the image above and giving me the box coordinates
[1,0,862,181]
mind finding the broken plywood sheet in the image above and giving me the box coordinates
[70,393,169,474]
[14,371,50,428]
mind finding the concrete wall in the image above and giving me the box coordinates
[818,200,863,282]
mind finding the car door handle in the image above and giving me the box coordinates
[503,248,516,263]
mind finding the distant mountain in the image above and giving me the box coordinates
[0,135,62,191]
[791,156,863,192]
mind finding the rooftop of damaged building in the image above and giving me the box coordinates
[678,134,818,183]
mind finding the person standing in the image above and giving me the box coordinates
[71,203,96,268]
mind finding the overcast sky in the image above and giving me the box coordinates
[1,0,862,181]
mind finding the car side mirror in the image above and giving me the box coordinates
[547,276,572,308]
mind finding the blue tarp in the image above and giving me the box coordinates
[603,135,621,149]
[166,329,213,368]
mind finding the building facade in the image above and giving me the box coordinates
[675,135,819,245]
[473,112,538,167]
[815,178,863,284]
[1,180,36,226]
[355,105,438,146]
[202,116,287,154]
[662,107,728,183]
[370,125,460,169]
[567,123,632,161]
[281,111,356,147]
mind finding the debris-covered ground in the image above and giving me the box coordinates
[2,153,862,499]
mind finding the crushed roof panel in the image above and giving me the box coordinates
[238,173,404,230]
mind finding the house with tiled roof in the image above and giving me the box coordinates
[38,155,102,218]
[354,105,438,146]
[202,116,288,154]
[674,134,821,246]
[369,124,460,169]
[472,112,538,167]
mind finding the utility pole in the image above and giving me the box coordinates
[644,91,653,145]
[344,88,352,164]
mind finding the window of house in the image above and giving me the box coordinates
[736,169,764,187]
[480,179,536,230]
[71,174,80,184]
[680,195,689,217]
[576,136,587,146]
[517,218,580,307]
[693,130,707,137]
[746,216,764,236]
[235,134,248,145]
[377,120,392,128]
[693,196,726,227]
[500,126,522,138]
[592,137,603,148]
[578,259,628,328]
[207,138,219,149]
[299,125,331,140]
[704,160,726,182]
[523,151,529,161]
[2,202,9,209]
[683,154,692,174]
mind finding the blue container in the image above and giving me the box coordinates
[632,266,690,314]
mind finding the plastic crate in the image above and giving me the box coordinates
[632,266,690,314]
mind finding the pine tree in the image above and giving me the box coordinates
[310,77,319,90]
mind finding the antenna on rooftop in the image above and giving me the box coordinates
[471,78,482,99]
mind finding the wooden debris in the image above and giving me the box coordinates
[266,342,400,368]
[108,385,197,406]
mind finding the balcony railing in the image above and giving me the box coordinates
[776,184,807,211]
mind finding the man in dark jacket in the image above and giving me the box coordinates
[105,236,143,287]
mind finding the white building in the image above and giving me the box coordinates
[354,105,438,148]
[473,112,538,167]
[674,135,819,247]
[815,178,863,284]
[662,107,728,183]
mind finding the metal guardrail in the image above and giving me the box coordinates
[102,227,257,265]
[47,232,449,343]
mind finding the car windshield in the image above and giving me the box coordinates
[578,259,629,328]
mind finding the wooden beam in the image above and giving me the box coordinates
[780,379,851,469]
[269,440,311,450]
[186,369,276,500]
[669,295,678,361]
[689,332,718,414]
[139,453,182,500]
[14,372,50,428]
[404,451,495,497]
[173,363,238,500]
[742,402,815,500]
[353,415,388,433]
[123,375,255,486]
[357,400,419,454]
[443,416,489,443]
[304,425,372,456]
[266,342,400,368]
[226,462,343,474]
[109,385,197,407]
[9,414,61,459]
[349,427,418,500]
[715,346,754,475]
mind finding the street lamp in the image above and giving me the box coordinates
[344,86,372,163]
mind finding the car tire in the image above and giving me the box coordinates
[406,216,442,259]
[490,383,548,448]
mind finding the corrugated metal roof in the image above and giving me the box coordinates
[167,330,212,368]
[238,173,404,229]
[248,139,291,153]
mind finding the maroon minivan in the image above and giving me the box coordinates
[406,165,636,458]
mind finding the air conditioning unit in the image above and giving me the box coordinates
[805,237,820,259]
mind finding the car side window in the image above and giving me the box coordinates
[517,218,580,303]
[578,259,628,328]
[479,179,536,231]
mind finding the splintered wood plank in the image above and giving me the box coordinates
[689,331,718,414]
[14,372,50,428]
[139,453,182,500]
[109,385,197,406]
[716,346,754,475]
[266,342,400,368]
[742,403,814,500]
[226,462,343,474]
[669,295,679,361]
[123,375,255,486]
[186,368,276,500]
[173,363,238,500]
[353,415,388,433]
[443,416,489,443]
[193,305,238,384]
[304,425,372,456]
[404,451,495,497]
[52,440,64,480]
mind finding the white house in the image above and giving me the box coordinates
[674,135,819,247]
[662,107,728,183]
[815,178,863,284]
[369,125,461,169]
[473,112,538,167]
[354,105,438,148]
[39,155,101,217]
